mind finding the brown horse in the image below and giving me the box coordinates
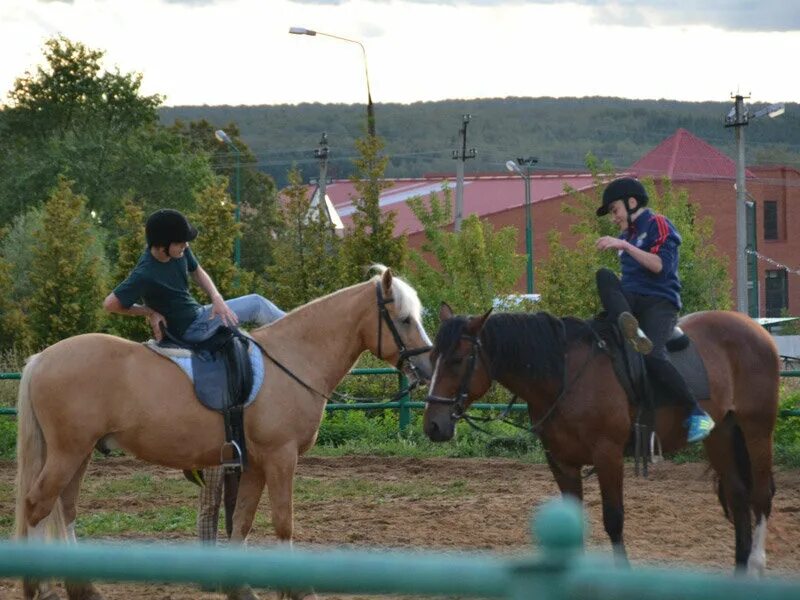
[424,304,779,573]
[15,267,432,600]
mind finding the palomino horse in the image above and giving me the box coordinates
[15,267,432,600]
[424,304,779,573]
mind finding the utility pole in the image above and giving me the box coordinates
[314,132,329,218]
[724,95,785,316]
[727,94,750,314]
[452,114,476,232]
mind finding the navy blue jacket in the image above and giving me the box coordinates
[619,209,682,310]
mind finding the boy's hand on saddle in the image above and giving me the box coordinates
[148,311,167,341]
[210,295,239,327]
[596,236,629,252]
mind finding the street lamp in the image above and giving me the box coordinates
[506,157,538,294]
[724,97,785,315]
[214,129,241,267]
[289,26,375,137]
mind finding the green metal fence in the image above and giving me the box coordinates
[0,499,797,599]
[2,369,800,420]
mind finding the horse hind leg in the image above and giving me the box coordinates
[60,455,106,600]
[705,414,753,571]
[21,453,95,600]
[738,419,776,577]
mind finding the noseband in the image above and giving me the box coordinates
[376,283,431,380]
[425,333,484,419]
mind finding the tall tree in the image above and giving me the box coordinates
[169,119,280,275]
[28,176,107,346]
[536,156,731,318]
[0,246,33,353]
[189,178,255,300]
[0,36,214,231]
[266,167,343,310]
[106,197,152,341]
[340,134,407,284]
[407,187,526,329]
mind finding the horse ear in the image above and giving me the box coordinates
[466,308,492,335]
[439,302,454,322]
[381,268,393,294]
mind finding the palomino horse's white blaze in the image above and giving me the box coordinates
[747,517,768,576]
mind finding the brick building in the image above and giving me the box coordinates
[317,129,800,317]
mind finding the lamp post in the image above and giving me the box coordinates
[214,129,241,267]
[724,97,785,315]
[289,26,375,137]
[506,157,538,294]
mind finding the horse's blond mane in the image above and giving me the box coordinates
[368,264,423,322]
[254,265,423,330]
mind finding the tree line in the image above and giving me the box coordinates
[0,36,731,357]
[160,97,800,188]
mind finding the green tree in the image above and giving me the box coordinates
[266,167,343,309]
[106,198,152,341]
[0,36,214,233]
[28,176,107,346]
[406,187,526,328]
[170,119,280,274]
[189,178,255,300]
[0,247,33,352]
[340,134,407,284]
[537,155,731,318]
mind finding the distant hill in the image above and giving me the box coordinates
[159,97,800,187]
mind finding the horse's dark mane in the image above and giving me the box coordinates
[435,312,570,381]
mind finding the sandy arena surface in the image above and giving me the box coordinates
[1,455,799,598]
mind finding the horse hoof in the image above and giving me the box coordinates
[65,581,105,600]
[23,580,61,600]
[226,585,260,600]
[280,589,318,600]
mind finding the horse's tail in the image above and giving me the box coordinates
[14,353,67,541]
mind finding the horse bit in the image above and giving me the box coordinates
[425,333,484,420]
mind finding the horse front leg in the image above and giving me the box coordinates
[545,452,584,501]
[226,466,267,600]
[593,440,628,565]
[263,445,314,600]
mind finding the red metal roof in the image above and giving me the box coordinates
[320,174,600,236]
[631,128,754,181]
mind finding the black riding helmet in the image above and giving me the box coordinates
[596,177,649,217]
[145,209,198,248]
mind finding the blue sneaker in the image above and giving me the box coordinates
[686,411,715,443]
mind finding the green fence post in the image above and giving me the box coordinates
[508,497,588,600]
[398,371,410,436]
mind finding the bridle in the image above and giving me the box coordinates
[425,333,486,420]
[425,323,606,431]
[376,283,432,383]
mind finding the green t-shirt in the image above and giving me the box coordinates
[113,247,202,336]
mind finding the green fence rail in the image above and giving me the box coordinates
[0,499,797,599]
[3,370,800,421]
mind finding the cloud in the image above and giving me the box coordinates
[285,0,800,32]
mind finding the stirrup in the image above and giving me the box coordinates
[650,431,663,464]
[220,441,243,471]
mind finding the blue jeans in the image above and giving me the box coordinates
[182,294,285,343]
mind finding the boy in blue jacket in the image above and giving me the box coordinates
[595,177,714,443]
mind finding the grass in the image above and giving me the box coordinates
[0,465,472,539]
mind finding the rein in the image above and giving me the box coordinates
[256,283,430,402]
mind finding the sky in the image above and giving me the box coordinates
[1,0,799,108]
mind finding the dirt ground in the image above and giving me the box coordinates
[2,455,799,599]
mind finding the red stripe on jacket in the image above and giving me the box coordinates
[650,215,669,254]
